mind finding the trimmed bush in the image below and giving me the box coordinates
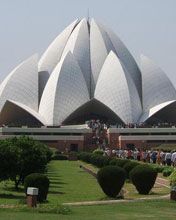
[110,159,129,168]
[149,164,165,173]
[129,165,157,195]
[109,158,118,166]
[123,161,140,179]
[90,154,110,168]
[93,149,104,155]
[169,170,176,186]
[97,166,126,198]
[52,155,68,160]
[162,167,174,177]
[24,173,50,202]
[78,152,92,163]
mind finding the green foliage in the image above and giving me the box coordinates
[152,144,176,152]
[36,205,71,214]
[109,158,129,167]
[24,173,50,202]
[90,154,110,168]
[162,167,174,177]
[0,136,52,189]
[149,164,165,173]
[97,166,126,198]
[169,170,176,186]
[52,155,68,160]
[129,164,157,195]
[123,161,140,179]
[93,149,104,155]
[109,158,118,165]
[77,152,92,163]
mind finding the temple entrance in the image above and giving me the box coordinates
[70,144,78,152]
[63,99,124,125]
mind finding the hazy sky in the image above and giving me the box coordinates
[0,0,176,85]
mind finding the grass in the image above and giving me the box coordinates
[0,160,170,204]
[0,160,175,219]
[0,160,105,206]
[0,181,25,205]
[0,200,176,220]
[46,160,105,204]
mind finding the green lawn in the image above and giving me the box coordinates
[46,160,105,204]
[0,160,175,219]
[0,160,105,206]
[0,200,176,220]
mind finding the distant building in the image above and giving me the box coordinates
[1,18,176,150]
[0,18,176,126]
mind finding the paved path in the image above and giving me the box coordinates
[63,193,170,206]
[155,177,170,188]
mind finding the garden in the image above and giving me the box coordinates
[0,138,176,219]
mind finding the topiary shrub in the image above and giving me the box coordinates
[90,154,101,167]
[97,166,126,198]
[109,158,118,166]
[149,164,165,173]
[24,173,50,202]
[129,164,157,195]
[169,170,176,186]
[162,167,174,177]
[112,159,129,168]
[102,156,111,167]
[78,152,92,163]
[123,161,140,179]
[93,149,104,155]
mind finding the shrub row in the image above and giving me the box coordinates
[93,149,104,155]
[97,164,158,198]
[162,167,174,177]
[149,164,165,173]
[78,152,133,169]
[169,170,176,186]
[123,161,140,179]
[52,155,68,160]
[79,152,158,197]
[109,158,129,167]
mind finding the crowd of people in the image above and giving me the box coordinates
[116,122,176,129]
[104,148,176,167]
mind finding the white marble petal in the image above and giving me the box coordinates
[95,51,142,123]
[39,51,90,125]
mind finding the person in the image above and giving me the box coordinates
[146,151,150,163]
[151,151,157,163]
[160,151,165,166]
[143,150,148,162]
[171,151,176,167]
[156,150,161,165]
[137,150,141,161]
[127,150,132,159]
[133,150,138,160]
[165,152,172,166]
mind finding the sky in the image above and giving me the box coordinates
[0,0,176,85]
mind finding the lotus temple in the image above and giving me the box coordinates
[1,18,176,151]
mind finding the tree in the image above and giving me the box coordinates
[0,136,52,190]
